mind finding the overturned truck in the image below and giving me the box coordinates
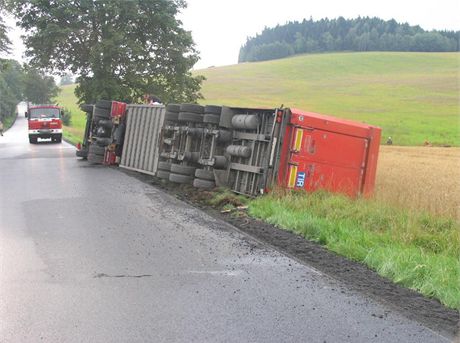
[77,102,381,197]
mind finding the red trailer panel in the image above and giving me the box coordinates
[277,109,381,197]
[111,101,127,117]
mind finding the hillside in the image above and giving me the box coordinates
[239,17,459,63]
[197,52,460,146]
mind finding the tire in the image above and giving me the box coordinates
[98,119,113,129]
[180,104,204,114]
[55,137,62,143]
[80,104,94,113]
[94,107,111,120]
[214,155,228,169]
[29,136,37,144]
[166,104,181,113]
[156,170,171,180]
[203,114,220,125]
[195,169,215,181]
[76,149,88,158]
[170,163,196,176]
[204,105,221,115]
[193,178,215,190]
[95,137,112,146]
[87,153,104,164]
[178,112,203,123]
[96,100,112,110]
[158,161,172,171]
[169,173,193,184]
[165,111,179,122]
[89,144,106,155]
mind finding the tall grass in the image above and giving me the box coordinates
[249,189,460,309]
[376,146,460,220]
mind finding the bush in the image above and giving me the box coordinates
[61,108,72,126]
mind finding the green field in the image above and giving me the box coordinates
[54,84,86,145]
[197,52,460,146]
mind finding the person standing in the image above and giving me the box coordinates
[0,120,4,136]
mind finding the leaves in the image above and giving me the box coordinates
[8,0,204,104]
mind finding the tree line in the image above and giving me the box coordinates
[239,17,460,63]
[0,59,59,125]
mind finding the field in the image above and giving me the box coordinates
[376,146,459,220]
[197,52,459,147]
[55,84,86,145]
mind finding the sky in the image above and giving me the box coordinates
[3,0,460,70]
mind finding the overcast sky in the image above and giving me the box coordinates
[3,0,460,70]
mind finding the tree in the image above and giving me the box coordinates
[0,1,11,54]
[8,0,204,104]
[238,16,460,63]
[23,67,59,104]
[0,59,23,121]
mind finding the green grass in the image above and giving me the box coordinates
[248,189,460,309]
[54,84,86,145]
[3,113,17,131]
[197,52,460,146]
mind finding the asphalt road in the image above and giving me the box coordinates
[0,115,450,342]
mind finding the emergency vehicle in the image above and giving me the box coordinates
[26,104,63,143]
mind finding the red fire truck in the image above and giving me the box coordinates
[26,104,63,144]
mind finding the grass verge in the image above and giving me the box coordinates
[248,189,460,309]
[3,113,17,131]
[54,84,86,146]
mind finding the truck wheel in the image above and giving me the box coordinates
[87,153,104,164]
[204,105,222,115]
[95,137,112,147]
[165,111,179,122]
[178,112,203,123]
[195,169,215,181]
[158,161,172,171]
[169,173,193,184]
[80,104,94,113]
[96,100,112,110]
[89,144,106,155]
[156,170,170,180]
[170,163,196,176]
[166,104,181,113]
[94,107,111,120]
[29,137,37,144]
[193,178,215,190]
[98,119,113,129]
[55,136,62,143]
[203,114,220,125]
[180,104,204,114]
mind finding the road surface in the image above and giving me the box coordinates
[0,115,450,342]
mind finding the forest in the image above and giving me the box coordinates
[238,17,460,63]
[0,59,59,127]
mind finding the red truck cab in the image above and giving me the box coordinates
[26,105,63,144]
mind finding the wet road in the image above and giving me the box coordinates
[0,115,450,342]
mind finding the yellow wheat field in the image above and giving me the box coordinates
[375,146,460,220]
